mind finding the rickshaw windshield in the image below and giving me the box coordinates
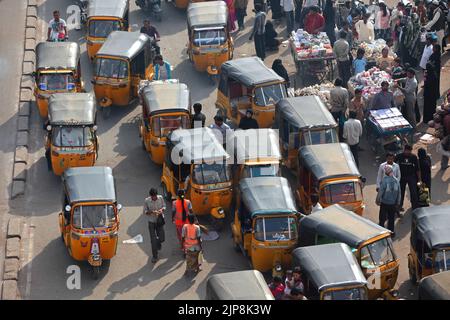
[303,129,339,145]
[192,163,231,185]
[320,181,363,204]
[323,287,366,300]
[152,115,190,137]
[89,20,121,38]
[243,164,279,178]
[193,29,226,46]
[95,58,128,79]
[38,73,75,91]
[254,84,286,107]
[52,126,94,147]
[434,250,450,273]
[360,238,395,269]
[72,204,117,229]
[254,216,297,242]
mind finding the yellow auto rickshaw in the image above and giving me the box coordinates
[59,166,122,279]
[216,57,287,128]
[138,79,191,165]
[206,270,275,300]
[34,42,84,118]
[418,271,450,300]
[92,31,155,114]
[292,243,369,300]
[408,205,450,284]
[297,143,365,215]
[86,0,130,60]
[274,96,338,171]
[187,1,233,78]
[45,93,99,176]
[161,127,233,228]
[228,128,281,190]
[232,176,298,276]
[298,204,399,300]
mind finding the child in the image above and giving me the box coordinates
[377,47,394,72]
[391,57,405,79]
[352,48,367,75]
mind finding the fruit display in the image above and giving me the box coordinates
[294,82,334,109]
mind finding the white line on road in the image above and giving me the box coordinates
[23,221,35,300]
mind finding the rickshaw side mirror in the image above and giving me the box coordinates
[361,177,367,183]
[46,125,52,132]
[93,125,98,131]
[117,204,123,211]
[65,205,71,212]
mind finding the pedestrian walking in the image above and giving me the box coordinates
[395,144,420,211]
[249,5,267,60]
[374,2,390,40]
[329,78,349,141]
[333,30,351,87]
[272,59,290,87]
[143,188,166,263]
[418,148,432,193]
[428,44,442,97]
[323,0,337,46]
[377,165,401,236]
[153,55,172,80]
[224,0,237,32]
[423,62,439,123]
[376,152,401,191]
[396,68,418,128]
[172,189,193,250]
[209,115,232,144]
[192,103,206,128]
[281,0,296,37]
[182,214,202,275]
[425,0,446,51]
[355,12,375,42]
[235,0,249,31]
[343,111,362,167]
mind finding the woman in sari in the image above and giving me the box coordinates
[224,0,237,32]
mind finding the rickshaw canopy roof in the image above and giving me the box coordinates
[97,31,149,59]
[239,177,297,216]
[276,96,337,129]
[206,270,274,300]
[48,93,96,125]
[36,42,80,70]
[300,204,390,248]
[187,1,228,28]
[63,167,116,203]
[418,271,450,300]
[140,80,190,115]
[412,205,450,249]
[169,127,229,163]
[221,57,284,87]
[292,243,367,292]
[299,143,360,181]
[231,129,281,163]
[88,0,129,18]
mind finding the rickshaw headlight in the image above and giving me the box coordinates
[117,204,123,211]
[65,205,71,212]
[275,264,282,272]
[67,83,76,91]
[93,125,98,131]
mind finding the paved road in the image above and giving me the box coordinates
[10,0,450,299]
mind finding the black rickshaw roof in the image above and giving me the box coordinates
[418,271,450,300]
[206,270,274,300]
[231,128,281,163]
[299,204,391,248]
[169,127,230,163]
[412,205,450,249]
[96,31,150,59]
[36,42,80,70]
[239,177,297,216]
[292,243,367,292]
[140,80,190,115]
[88,0,129,18]
[48,93,96,125]
[276,96,337,129]
[298,143,360,181]
[221,57,284,87]
[187,1,228,28]
[63,167,116,203]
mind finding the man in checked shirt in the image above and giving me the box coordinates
[249,4,267,61]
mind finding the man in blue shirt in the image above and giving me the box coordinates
[371,81,396,110]
[378,165,401,236]
[352,48,367,75]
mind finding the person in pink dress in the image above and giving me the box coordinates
[224,0,237,32]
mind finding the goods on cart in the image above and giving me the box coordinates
[290,30,334,60]
[369,108,411,132]
[348,67,394,102]
[293,82,334,109]
[353,39,396,61]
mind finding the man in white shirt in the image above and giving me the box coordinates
[343,111,362,167]
[47,10,68,41]
[281,0,296,37]
[355,13,375,42]
[209,115,232,145]
[419,33,437,70]
[376,152,401,191]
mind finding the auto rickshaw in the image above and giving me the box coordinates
[298,204,399,300]
[408,205,450,284]
[292,243,369,300]
[187,1,233,79]
[274,96,338,171]
[34,42,84,118]
[206,270,274,300]
[138,79,191,165]
[216,57,286,128]
[228,128,281,191]
[161,127,233,228]
[232,176,298,276]
[46,93,99,176]
[59,166,122,279]
[297,143,365,215]
[86,0,130,60]
[418,271,450,300]
[92,31,155,113]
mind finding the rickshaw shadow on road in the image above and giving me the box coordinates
[95,99,140,135]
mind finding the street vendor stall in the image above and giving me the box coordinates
[289,30,336,87]
[293,82,334,110]
[352,39,396,70]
